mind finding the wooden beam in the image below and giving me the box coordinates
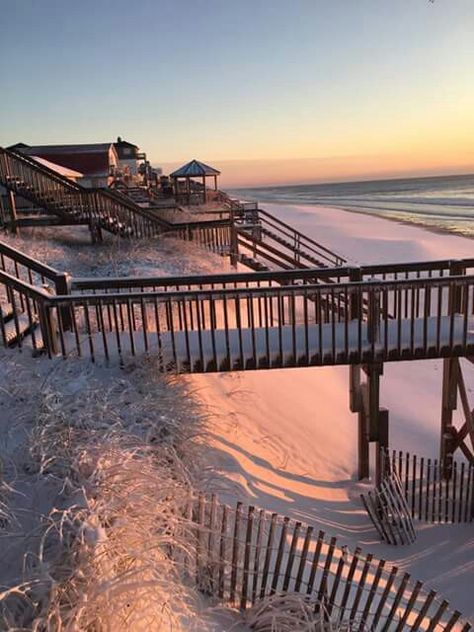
[457,368,474,452]
[440,357,458,476]
[15,217,88,227]
[441,358,474,473]
[349,365,361,412]
[7,190,18,235]
[353,362,386,481]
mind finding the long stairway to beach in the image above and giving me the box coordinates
[0,147,175,238]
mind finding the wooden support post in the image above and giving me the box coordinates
[375,408,389,486]
[349,268,367,476]
[54,272,72,331]
[353,362,386,480]
[229,205,239,268]
[439,259,465,478]
[440,357,458,478]
[349,364,361,412]
[0,194,7,227]
[89,220,103,244]
[38,300,59,357]
[365,363,383,441]
[358,405,370,480]
[7,190,18,235]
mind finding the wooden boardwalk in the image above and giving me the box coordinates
[1,238,473,480]
[46,309,474,372]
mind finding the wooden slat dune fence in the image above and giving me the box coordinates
[175,495,471,631]
[383,450,474,524]
[361,471,417,545]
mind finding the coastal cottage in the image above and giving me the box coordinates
[113,137,143,177]
[113,137,162,186]
[10,142,119,188]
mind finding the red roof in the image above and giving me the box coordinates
[31,151,111,177]
[20,143,115,177]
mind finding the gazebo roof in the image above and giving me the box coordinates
[170,159,220,178]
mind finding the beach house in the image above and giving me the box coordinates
[10,142,119,188]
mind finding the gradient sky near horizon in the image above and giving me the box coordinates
[1,0,473,187]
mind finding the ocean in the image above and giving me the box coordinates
[232,173,474,239]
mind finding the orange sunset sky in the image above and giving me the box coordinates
[1,1,473,188]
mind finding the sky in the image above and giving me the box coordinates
[1,0,473,187]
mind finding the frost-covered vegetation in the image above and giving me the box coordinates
[0,225,226,279]
[0,229,246,630]
[0,352,232,630]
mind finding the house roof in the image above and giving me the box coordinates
[31,156,83,179]
[20,144,116,177]
[114,137,138,149]
[170,159,221,178]
[8,142,30,150]
[113,138,140,159]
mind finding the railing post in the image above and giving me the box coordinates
[229,205,239,268]
[449,259,464,314]
[367,284,380,344]
[348,267,362,319]
[440,261,465,479]
[7,190,18,235]
[38,298,59,357]
[54,272,72,331]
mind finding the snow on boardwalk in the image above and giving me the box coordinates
[65,314,474,372]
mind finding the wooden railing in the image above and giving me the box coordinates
[0,270,57,354]
[0,148,180,238]
[0,239,69,293]
[180,495,471,630]
[223,196,346,269]
[70,258,474,294]
[2,271,472,368]
[1,237,473,369]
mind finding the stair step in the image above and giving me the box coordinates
[262,229,324,264]
[239,254,270,272]
[0,302,14,322]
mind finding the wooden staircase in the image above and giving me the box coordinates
[0,147,169,238]
[224,199,346,273]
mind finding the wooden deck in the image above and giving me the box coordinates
[61,314,474,371]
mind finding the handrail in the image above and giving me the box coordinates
[71,257,474,293]
[56,273,474,303]
[258,208,346,264]
[2,147,82,191]
[94,188,172,229]
[0,268,53,299]
[221,190,346,267]
[0,239,62,281]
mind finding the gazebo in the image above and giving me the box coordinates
[170,159,221,205]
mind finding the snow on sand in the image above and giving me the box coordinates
[188,203,474,618]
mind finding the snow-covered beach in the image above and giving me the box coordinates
[0,203,472,626]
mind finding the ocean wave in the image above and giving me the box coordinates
[232,173,474,239]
